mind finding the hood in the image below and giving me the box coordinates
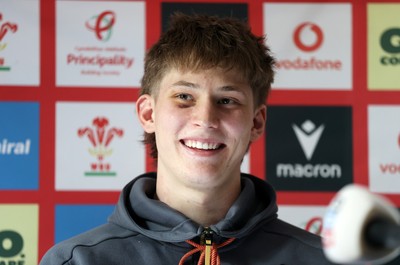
[108,172,278,243]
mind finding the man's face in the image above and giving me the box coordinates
[138,67,266,191]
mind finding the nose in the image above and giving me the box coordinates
[192,100,219,129]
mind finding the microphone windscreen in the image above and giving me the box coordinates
[322,184,400,265]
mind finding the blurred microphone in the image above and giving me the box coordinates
[322,185,400,265]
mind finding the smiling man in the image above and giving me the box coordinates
[137,67,264,228]
[40,13,333,265]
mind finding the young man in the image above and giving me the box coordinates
[40,13,333,265]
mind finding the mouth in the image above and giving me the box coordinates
[181,139,225,151]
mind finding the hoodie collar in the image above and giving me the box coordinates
[108,172,278,242]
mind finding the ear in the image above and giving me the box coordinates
[136,94,155,133]
[250,104,267,142]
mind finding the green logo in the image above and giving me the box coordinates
[0,230,25,263]
[380,28,400,53]
[379,28,400,65]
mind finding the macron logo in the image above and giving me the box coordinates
[292,120,324,161]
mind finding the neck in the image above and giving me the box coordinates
[156,174,241,227]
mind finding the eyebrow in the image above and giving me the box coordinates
[171,80,246,94]
[171,80,199,88]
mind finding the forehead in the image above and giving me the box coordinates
[159,67,250,89]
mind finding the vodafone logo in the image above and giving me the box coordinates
[275,21,342,72]
[293,22,324,52]
[304,216,323,235]
[368,106,400,193]
[263,3,351,89]
[85,11,116,41]
[398,132,400,148]
[379,132,400,175]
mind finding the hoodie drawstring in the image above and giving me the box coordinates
[178,237,235,265]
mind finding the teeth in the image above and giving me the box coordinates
[184,140,220,150]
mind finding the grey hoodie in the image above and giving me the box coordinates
[40,173,333,265]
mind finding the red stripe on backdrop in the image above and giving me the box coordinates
[144,0,161,173]
[248,0,265,181]
[352,0,369,188]
[39,0,57,259]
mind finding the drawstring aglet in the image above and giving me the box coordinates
[204,236,212,265]
[203,227,213,265]
[179,228,235,265]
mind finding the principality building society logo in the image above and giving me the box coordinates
[78,117,123,177]
[266,106,353,191]
[65,9,134,74]
[85,10,115,42]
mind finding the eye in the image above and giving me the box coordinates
[218,98,235,105]
[176,93,193,101]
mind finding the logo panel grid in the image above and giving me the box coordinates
[368,105,400,194]
[263,3,352,90]
[0,102,39,190]
[55,102,145,191]
[55,0,145,87]
[368,3,400,90]
[55,205,115,243]
[265,106,353,191]
[0,204,39,264]
[0,0,40,86]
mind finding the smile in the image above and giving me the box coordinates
[182,140,223,150]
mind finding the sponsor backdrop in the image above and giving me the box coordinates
[1,0,400,263]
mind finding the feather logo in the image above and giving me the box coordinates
[0,13,18,51]
[78,117,123,176]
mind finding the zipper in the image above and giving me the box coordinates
[201,227,213,265]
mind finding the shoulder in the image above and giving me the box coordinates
[251,219,334,264]
[261,218,323,249]
[39,223,139,265]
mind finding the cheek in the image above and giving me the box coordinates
[243,113,258,136]
[225,114,253,138]
[236,110,254,126]
[155,105,184,132]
